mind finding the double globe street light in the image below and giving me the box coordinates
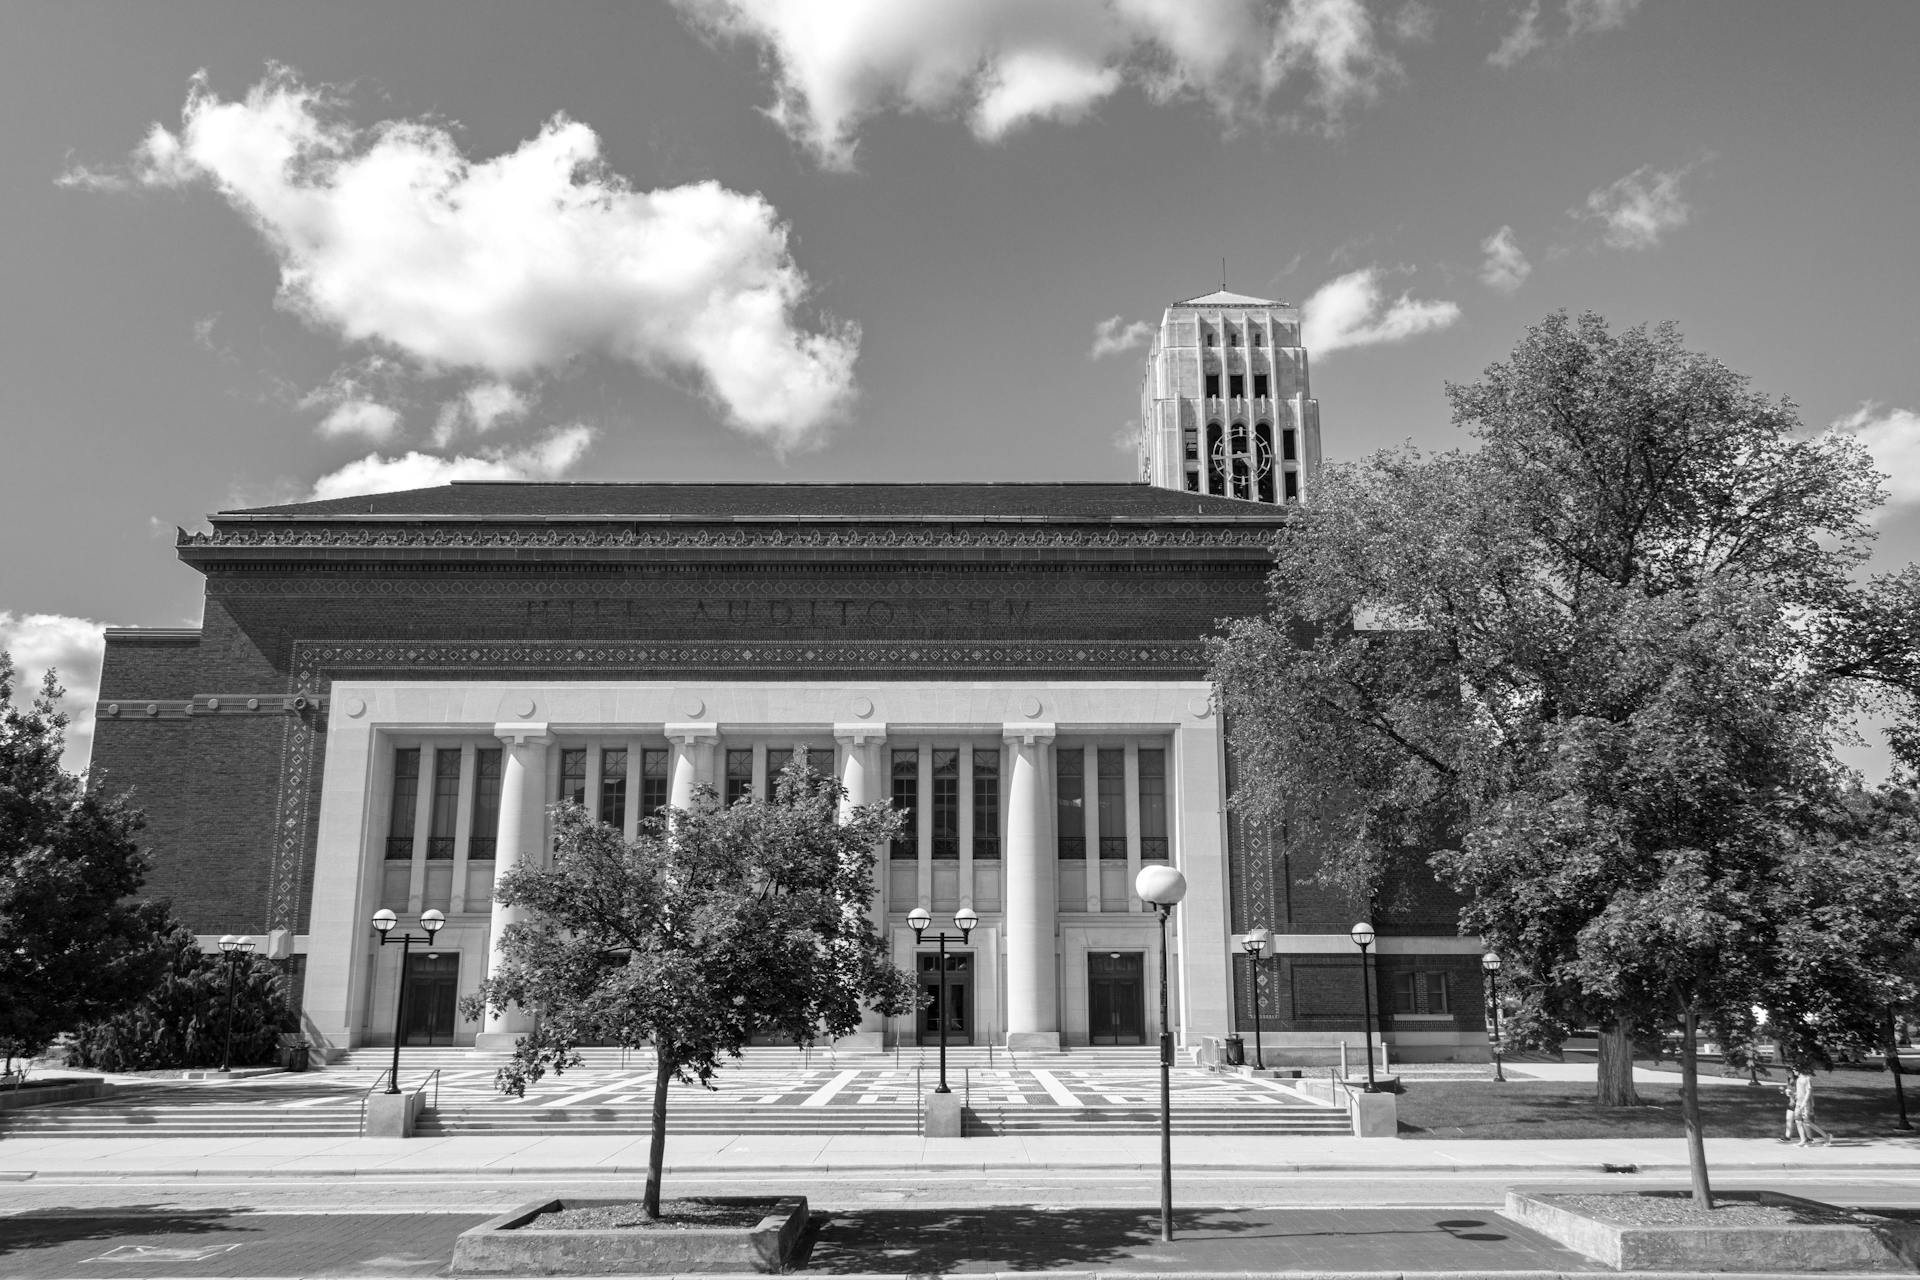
[216,934,256,1074]
[371,908,444,1095]
[1240,928,1271,1072]
[906,905,978,1094]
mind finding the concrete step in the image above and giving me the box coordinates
[417,1107,922,1137]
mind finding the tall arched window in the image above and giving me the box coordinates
[1255,423,1277,503]
[1206,422,1225,495]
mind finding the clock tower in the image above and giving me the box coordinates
[1138,290,1321,505]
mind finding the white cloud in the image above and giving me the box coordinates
[1487,2,1543,67]
[1831,403,1920,513]
[1089,315,1154,360]
[315,399,402,441]
[0,611,110,774]
[671,0,1404,169]
[73,68,858,448]
[1478,225,1532,293]
[1579,162,1696,250]
[463,381,530,432]
[1565,0,1642,36]
[309,425,595,501]
[1300,267,1460,357]
[1488,0,1639,67]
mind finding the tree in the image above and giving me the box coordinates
[1210,314,1920,1206]
[68,914,300,1071]
[0,654,168,1073]
[461,753,917,1218]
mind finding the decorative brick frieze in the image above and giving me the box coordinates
[181,523,1283,552]
[288,639,1210,693]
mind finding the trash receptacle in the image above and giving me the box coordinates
[1223,1034,1245,1066]
[278,1034,310,1073]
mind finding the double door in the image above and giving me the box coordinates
[1088,951,1146,1044]
[401,952,459,1045]
[916,953,972,1044]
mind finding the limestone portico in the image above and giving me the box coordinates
[304,678,1229,1054]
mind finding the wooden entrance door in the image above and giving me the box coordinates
[1088,951,1146,1044]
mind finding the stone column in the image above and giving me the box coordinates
[1003,722,1059,1051]
[836,723,888,1047]
[478,721,550,1049]
[665,723,719,814]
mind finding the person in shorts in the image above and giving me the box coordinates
[1791,1065,1833,1146]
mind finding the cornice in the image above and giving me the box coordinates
[180,522,1284,553]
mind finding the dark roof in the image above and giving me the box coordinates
[220,482,1289,523]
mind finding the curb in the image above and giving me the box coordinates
[6,1159,1916,1181]
[49,1272,1904,1280]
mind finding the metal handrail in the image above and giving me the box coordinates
[915,1066,923,1134]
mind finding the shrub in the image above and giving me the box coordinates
[69,925,298,1071]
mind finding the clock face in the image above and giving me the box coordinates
[1211,427,1274,479]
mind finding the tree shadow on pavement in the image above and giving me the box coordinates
[794,1207,1601,1274]
[797,1207,1259,1273]
[0,1207,248,1261]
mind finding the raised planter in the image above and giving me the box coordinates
[1507,1188,1920,1273]
[452,1197,807,1275]
[0,1080,112,1111]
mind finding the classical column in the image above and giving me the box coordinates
[478,721,550,1048]
[665,723,719,813]
[836,723,888,1047]
[1003,722,1059,1051]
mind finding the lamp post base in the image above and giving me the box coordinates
[923,1091,964,1137]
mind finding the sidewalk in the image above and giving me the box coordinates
[5,1130,1919,1181]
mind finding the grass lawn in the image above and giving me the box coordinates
[1397,1064,1917,1140]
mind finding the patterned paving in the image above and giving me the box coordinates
[0,1063,1345,1138]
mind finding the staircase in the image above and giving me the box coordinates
[0,1082,365,1140]
[963,1100,1350,1137]
[415,1100,922,1137]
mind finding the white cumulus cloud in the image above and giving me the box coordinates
[69,68,859,448]
[0,611,110,774]
[310,425,596,501]
[1579,162,1697,250]
[1478,225,1532,293]
[672,0,1405,169]
[314,399,402,441]
[1301,267,1460,357]
[1831,402,1920,514]
[1090,315,1154,360]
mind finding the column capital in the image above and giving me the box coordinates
[1002,722,1055,746]
[493,721,551,746]
[664,722,720,744]
[833,722,888,746]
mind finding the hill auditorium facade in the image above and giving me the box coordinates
[90,292,1487,1060]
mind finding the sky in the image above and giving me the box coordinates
[2,0,1917,776]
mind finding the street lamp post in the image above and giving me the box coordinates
[906,905,978,1094]
[1481,950,1506,1083]
[1890,1006,1912,1132]
[216,934,256,1074]
[1136,864,1188,1244]
[371,908,445,1095]
[1241,928,1270,1072]
[1349,921,1377,1093]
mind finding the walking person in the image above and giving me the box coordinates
[1791,1065,1833,1146]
